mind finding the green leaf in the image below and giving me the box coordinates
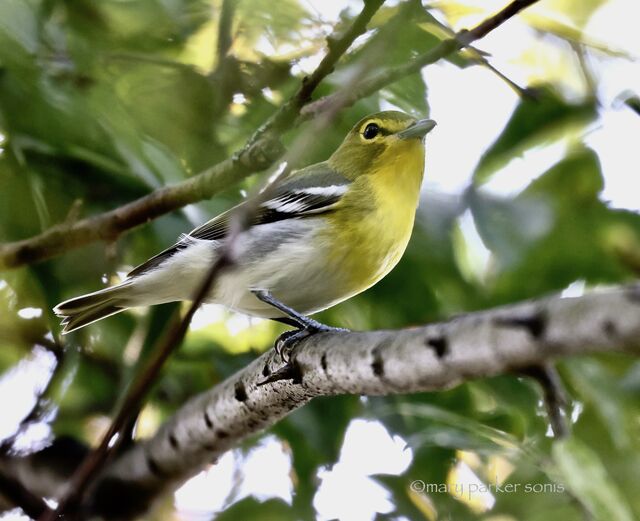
[624,94,640,117]
[471,147,638,301]
[0,0,39,63]
[215,497,296,521]
[381,72,429,116]
[544,0,608,28]
[552,437,635,521]
[473,87,597,184]
[235,0,307,48]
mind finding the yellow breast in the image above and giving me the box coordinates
[325,139,425,293]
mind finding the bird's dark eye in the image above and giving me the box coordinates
[363,123,380,140]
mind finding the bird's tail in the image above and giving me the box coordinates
[54,283,133,334]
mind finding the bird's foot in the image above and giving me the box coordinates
[258,323,348,386]
[274,322,348,362]
[251,290,348,384]
[274,328,311,362]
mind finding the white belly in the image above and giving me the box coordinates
[128,219,349,318]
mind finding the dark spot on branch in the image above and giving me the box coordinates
[290,359,303,384]
[495,311,547,339]
[204,411,214,429]
[169,433,179,449]
[321,353,328,372]
[216,430,229,439]
[258,359,303,386]
[203,443,216,451]
[262,364,271,377]
[425,336,448,358]
[234,381,248,402]
[371,350,384,377]
[247,419,259,429]
[602,320,616,337]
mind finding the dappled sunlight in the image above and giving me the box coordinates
[189,304,276,353]
[0,508,30,521]
[454,209,492,284]
[314,419,412,521]
[174,436,292,518]
[0,347,56,448]
[447,459,496,513]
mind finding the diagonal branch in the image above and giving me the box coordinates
[302,0,540,117]
[0,136,283,270]
[37,250,236,521]
[0,0,542,271]
[76,285,640,519]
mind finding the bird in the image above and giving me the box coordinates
[54,111,436,343]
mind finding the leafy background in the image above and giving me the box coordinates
[1,0,640,520]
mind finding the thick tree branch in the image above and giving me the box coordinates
[0,0,542,270]
[74,285,640,519]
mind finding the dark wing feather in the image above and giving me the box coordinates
[127,163,349,278]
[188,162,349,241]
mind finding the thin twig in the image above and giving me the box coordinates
[0,135,282,270]
[245,0,386,143]
[520,363,570,438]
[302,0,541,117]
[38,249,236,521]
[425,10,533,98]
[464,0,539,41]
[215,0,237,65]
[210,0,239,118]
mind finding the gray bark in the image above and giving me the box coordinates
[87,284,640,517]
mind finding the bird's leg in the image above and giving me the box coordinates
[271,317,303,328]
[252,290,347,362]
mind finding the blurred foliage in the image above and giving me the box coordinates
[1,0,640,520]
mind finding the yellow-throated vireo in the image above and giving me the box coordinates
[54,111,436,338]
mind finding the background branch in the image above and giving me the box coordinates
[38,245,236,520]
[302,0,541,117]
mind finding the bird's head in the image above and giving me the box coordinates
[328,111,436,180]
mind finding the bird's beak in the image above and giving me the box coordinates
[397,118,437,140]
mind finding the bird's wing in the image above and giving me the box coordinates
[127,163,350,278]
[188,162,350,241]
